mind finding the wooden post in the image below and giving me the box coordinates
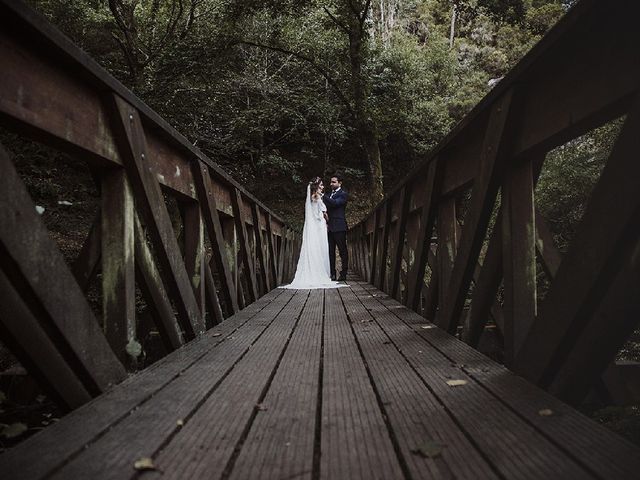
[101,168,136,366]
[370,209,381,284]
[390,186,411,300]
[436,196,458,324]
[502,159,537,365]
[376,202,393,291]
[252,204,270,294]
[265,213,278,288]
[231,188,258,303]
[181,202,206,322]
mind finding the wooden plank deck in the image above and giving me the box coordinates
[1,278,639,480]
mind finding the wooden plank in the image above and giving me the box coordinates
[437,89,517,334]
[376,201,393,290]
[192,160,246,314]
[71,211,101,292]
[0,269,92,409]
[406,160,440,311]
[0,288,285,480]
[128,290,307,479]
[182,202,206,318]
[101,168,136,366]
[355,227,366,280]
[365,285,640,479]
[133,214,183,351]
[231,188,258,302]
[251,203,271,295]
[502,159,537,365]
[46,289,298,480]
[339,285,497,479]
[423,246,439,321]
[203,260,224,326]
[369,209,381,284]
[109,94,204,338]
[436,196,458,323]
[353,283,604,479]
[390,186,411,300]
[277,232,285,285]
[364,233,373,282]
[228,289,324,479]
[319,288,404,479]
[0,143,126,394]
[514,94,640,387]
[264,212,278,288]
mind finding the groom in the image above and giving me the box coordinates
[323,173,349,281]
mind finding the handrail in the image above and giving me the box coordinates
[348,0,640,406]
[0,0,301,411]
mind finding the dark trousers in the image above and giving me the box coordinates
[328,230,348,279]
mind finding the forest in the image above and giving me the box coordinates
[0,0,639,451]
[24,0,588,227]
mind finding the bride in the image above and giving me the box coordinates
[281,177,345,289]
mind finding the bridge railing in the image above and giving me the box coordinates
[348,0,640,405]
[0,1,300,410]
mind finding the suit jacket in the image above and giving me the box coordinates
[323,189,348,232]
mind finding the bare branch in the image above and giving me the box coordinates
[323,6,350,35]
[238,40,355,119]
[361,0,372,25]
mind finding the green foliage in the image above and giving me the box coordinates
[29,0,576,204]
[536,118,624,252]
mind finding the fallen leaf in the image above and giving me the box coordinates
[176,419,184,426]
[445,380,468,387]
[411,440,445,458]
[538,408,554,417]
[420,325,436,330]
[133,457,156,471]
[1,423,28,439]
[256,403,268,411]
[35,205,45,215]
[212,333,222,337]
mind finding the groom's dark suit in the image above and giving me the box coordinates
[323,188,349,280]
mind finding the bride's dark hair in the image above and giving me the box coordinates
[308,176,323,196]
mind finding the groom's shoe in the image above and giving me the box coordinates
[338,274,347,282]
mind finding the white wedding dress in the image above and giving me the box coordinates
[281,185,345,289]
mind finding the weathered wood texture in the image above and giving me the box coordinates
[348,0,640,404]
[3,279,639,480]
[0,0,301,413]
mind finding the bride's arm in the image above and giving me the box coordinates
[311,196,324,221]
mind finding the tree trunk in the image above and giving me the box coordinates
[348,3,384,203]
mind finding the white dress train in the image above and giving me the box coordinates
[281,185,345,289]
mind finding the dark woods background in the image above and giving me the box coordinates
[17,0,588,228]
[1,0,639,449]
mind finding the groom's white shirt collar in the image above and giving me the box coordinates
[332,187,341,194]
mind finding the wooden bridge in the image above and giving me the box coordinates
[1,0,639,478]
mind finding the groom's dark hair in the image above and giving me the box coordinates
[331,172,344,183]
